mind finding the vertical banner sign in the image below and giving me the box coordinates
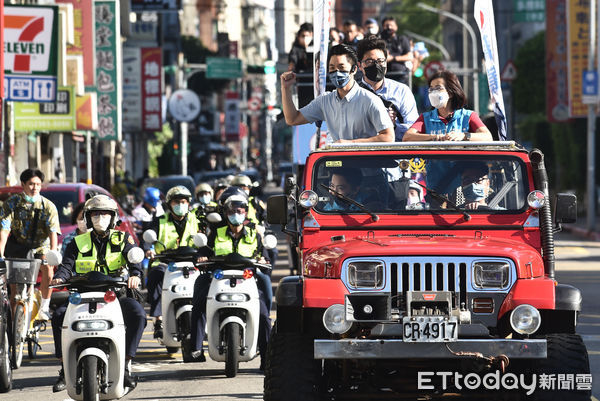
[56,0,95,87]
[567,0,592,117]
[122,46,141,131]
[76,92,98,130]
[474,0,507,140]
[3,5,59,102]
[312,0,331,148]
[0,2,4,99]
[94,0,120,140]
[546,0,569,122]
[141,47,162,132]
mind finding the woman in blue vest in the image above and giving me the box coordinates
[403,70,493,142]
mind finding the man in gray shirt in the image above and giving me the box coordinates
[281,44,394,143]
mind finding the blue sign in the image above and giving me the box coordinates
[582,70,598,96]
[4,75,57,102]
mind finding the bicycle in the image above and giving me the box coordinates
[6,257,44,369]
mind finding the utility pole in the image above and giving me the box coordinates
[418,2,479,114]
[587,0,597,231]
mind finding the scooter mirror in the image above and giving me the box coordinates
[207,212,222,224]
[263,234,278,250]
[46,249,62,266]
[193,233,208,248]
[142,229,158,244]
[127,247,145,264]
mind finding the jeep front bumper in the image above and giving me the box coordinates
[314,339,546,359]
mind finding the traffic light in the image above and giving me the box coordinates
[414,67,424,78]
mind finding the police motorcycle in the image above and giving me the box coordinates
[142,229,204,359]
[47,247,145,401]
[193,231,277,377]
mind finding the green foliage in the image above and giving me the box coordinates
[148,123,174,177]
[513,31,545,114]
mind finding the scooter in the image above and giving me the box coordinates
[194,233,275,378]
[47,248,144,401]
[142,230,202,359]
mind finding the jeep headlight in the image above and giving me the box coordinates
[74,320,111,332]
[347,262,384,288]
[510,304,541,335]
[473,262,510,289]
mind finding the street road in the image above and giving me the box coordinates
[3,231,599,400]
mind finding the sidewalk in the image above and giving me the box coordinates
[562,218,600,242]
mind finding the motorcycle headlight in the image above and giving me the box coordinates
[473,262,510,289]
[73,320,111,332]
[171,284,190,293]
[216,293,249,302]
[347,262,384,289]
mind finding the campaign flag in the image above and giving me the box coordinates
[312,0,331,99]
[474,0,507,140]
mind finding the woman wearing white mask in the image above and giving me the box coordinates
[403,70,492,142]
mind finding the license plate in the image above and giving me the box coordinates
[402,316,458,342]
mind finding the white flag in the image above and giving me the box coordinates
[474,0,507,140]
[313,0,331,99]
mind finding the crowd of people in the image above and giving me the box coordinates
[0,168,274,394]
[284,16,493,144]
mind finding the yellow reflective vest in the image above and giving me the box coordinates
[155,212,199,254]
[74,230,126,274]
[214,226,258,257]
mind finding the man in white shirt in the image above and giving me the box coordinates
[281,44,394,143]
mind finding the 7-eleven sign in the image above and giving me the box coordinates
[4,5,58,75]
[3,5,58,102]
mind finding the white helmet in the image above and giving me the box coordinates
[83,194,119,229]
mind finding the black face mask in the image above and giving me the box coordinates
[364,63,386,82]
[381,28,394,39]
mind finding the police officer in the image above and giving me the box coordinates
[230,174,276,309]
[189,188,271,369]
[144,186,199,339]
[193,182,218,234]
[50,195,145,392]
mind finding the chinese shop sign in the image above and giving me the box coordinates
[14,86,76,131]
[141,47,162,132]
[3,5,59,102]
[56,0,95,86]
[92,0,120,140]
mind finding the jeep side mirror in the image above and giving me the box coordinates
[554,193,577,224]
[267,195,288,225]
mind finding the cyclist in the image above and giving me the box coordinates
[143,186,200,339]
[50,195,145,392]
[0,169,61,321]
[189,188,271,369]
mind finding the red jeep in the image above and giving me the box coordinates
[264,142,590,400]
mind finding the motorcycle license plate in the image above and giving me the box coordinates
[402,316,458,342]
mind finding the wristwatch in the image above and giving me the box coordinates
[464,132,472,141]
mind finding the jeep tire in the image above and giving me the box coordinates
[263,329,320,401]
[532,334,591,401]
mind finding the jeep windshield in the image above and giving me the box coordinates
[312,154,528,214]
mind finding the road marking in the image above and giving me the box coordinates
[555,246,589,254]
[581,314,600,319]
[588,351,600,355]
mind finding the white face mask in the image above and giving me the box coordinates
[407,195,421,205]
[76,219,88,232]
[91,215,112,232]
[428,90,450,109]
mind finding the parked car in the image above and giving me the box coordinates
[139,175,195,199]
[193,169,237,187]
[0,183,139,245]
